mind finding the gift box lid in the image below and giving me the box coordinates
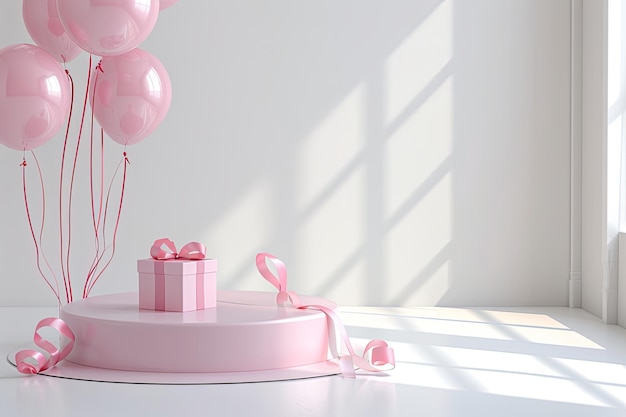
[137,258,218,275]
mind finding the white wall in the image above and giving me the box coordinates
[0,0,572,307]
[581,0,606,318]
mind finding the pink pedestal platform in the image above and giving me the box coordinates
[60,291,337,375]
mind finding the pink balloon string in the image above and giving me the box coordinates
[84,61,105,298]
[15,317,75,375]
[21,153,61,306]
[83,150,130,298]
[255,253,396,378]
[64,57,99,303]
[58,67,75,304]
[80,58,130,298]
[89,68,104,252]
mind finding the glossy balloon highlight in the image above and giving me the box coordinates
[22,0,81,63]
[90,48,172,145]
[56,0,160,56]
[0,44,72,151]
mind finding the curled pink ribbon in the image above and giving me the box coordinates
[150,238,206,260]
[15,317,75,375]
[256,252,396,378]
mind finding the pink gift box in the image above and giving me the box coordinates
[137,258,217,312]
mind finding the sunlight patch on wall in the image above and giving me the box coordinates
[205,179,273,288]
[384,0,452,125]
[385,77,453,214]
[294,84,367,301]
[296,170,367,300]
[295,84,365,209]
[384,75,453,305]
[383,185,452,306]
[412,259,450,305]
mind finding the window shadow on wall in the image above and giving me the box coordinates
[161,0,572,307]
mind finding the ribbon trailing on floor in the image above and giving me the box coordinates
[256,252,395,378]
[14,317,75,375]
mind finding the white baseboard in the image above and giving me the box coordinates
[603,288,618,325]
[569,272,582,308]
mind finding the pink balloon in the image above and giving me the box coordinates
[160,0,179,10]
[0,44,72,151]
[56,0,160,56]
[90,48,172,146]
[22,0,81,63]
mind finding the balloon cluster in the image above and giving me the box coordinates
[0,0,177,151]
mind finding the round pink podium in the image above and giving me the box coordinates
[61,291,336,375]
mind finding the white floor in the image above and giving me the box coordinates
[2,305,626,417]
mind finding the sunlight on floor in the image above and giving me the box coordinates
[341,307,625,409]
[342,307,603,348]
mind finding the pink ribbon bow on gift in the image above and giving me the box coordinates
[256,252,396,378]
[150,238,206,260]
